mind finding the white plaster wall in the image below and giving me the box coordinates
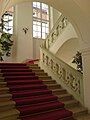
[53,8,61,25]
[49,23,78,54]
[33,38,43,59]
[50,7,61,30]
[82,51,90,113]
[56,38,79,69]
[14,2,33,62]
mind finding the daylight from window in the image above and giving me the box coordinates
[33,2,49,39]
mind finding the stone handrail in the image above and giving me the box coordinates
[39,46,84,105]
[43,14,69,49]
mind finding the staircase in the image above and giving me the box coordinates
[0,62,76,120]
[28,64,88,117]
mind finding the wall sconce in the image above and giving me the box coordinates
[23,27,28,34]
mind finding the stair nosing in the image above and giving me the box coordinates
[0,109,20,119]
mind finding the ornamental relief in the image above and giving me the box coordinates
[42,53,80,95]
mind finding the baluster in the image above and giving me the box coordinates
[56,25,60,36]
[50,59,54,70]
[46,55,49,65]
[42,53,45,63]
[56,63,59,74]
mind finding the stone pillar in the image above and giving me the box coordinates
[82,48,90,112]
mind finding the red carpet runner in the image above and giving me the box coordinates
[0,63,74,120]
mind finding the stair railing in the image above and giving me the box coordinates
[39,47,84,105]
[42,14,69,49]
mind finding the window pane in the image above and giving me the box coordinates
[37,21,41,26]
[33,31,37,37]
[42,27,45,32]
[9,21,13,26]
[37,2,40,9]
[42,22,45,27]
[3,28,8,33]
[46,28,49,33]
[37,26,41,32]
[33,25,36,31]
[33,8,41,19]
[4,22,9,26]
[46,22,49,27]
[33,2,40,9]
[38,32,41,38]
[9,16,13,20]
[9,28,13,34]
[33,21,37,25]
[2,8,13,34]
[33,2,37,8]
[42,32,46,39]
[3,15,8,20]
[33,2,49,39]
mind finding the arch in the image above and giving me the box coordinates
[56,38,79,69]
[0,0,90,50]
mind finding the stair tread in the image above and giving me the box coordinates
[43,79,56,82]
[47,84,61,86]
[0,82,7,84]
[63,99,78,104]
[0,77,4,79]
[18,101,64,115]
[52,88,66,92]
[14,94,58,101]
[0,109,20,119]
[0,63,85,119]
[0,87,9,90]
[0,93,12,98]
[75,113,90,119]
[58,93,72,98]
[0,100,15,107]
[21,109,73,120]
[12,89,52,95]
[68,106,87,114]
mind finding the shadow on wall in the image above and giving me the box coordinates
[55,38,80,69]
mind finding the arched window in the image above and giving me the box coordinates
[33,2,50,39]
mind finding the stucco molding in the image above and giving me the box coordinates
[81,47,90,56]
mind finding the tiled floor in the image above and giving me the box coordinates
[76,114,90,120]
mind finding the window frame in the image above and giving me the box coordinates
[2,8,13,34]
[33,2,50,39]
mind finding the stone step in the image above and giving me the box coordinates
[64,99,79,108]
[0,109,20,120]
[0,101,15,112]
[28,64,38,67]
[52,88,67,95]
[29,66,40,69]
[35,72,48,76]
[68,106,88,117]
[58,93,73,101]
[0,93,12,102]
[0,73,3,76]
[75,113,90,120]
[43,79,56,84]
[47,84,61,89]
[39,76,52,80]
[32,69,44,73]
[0,77,5,81]
[0,82,7,87]
[0,80,56,86]
[0,87,9,94]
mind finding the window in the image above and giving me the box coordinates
[33,2,49,39]
[2,7,13,34]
